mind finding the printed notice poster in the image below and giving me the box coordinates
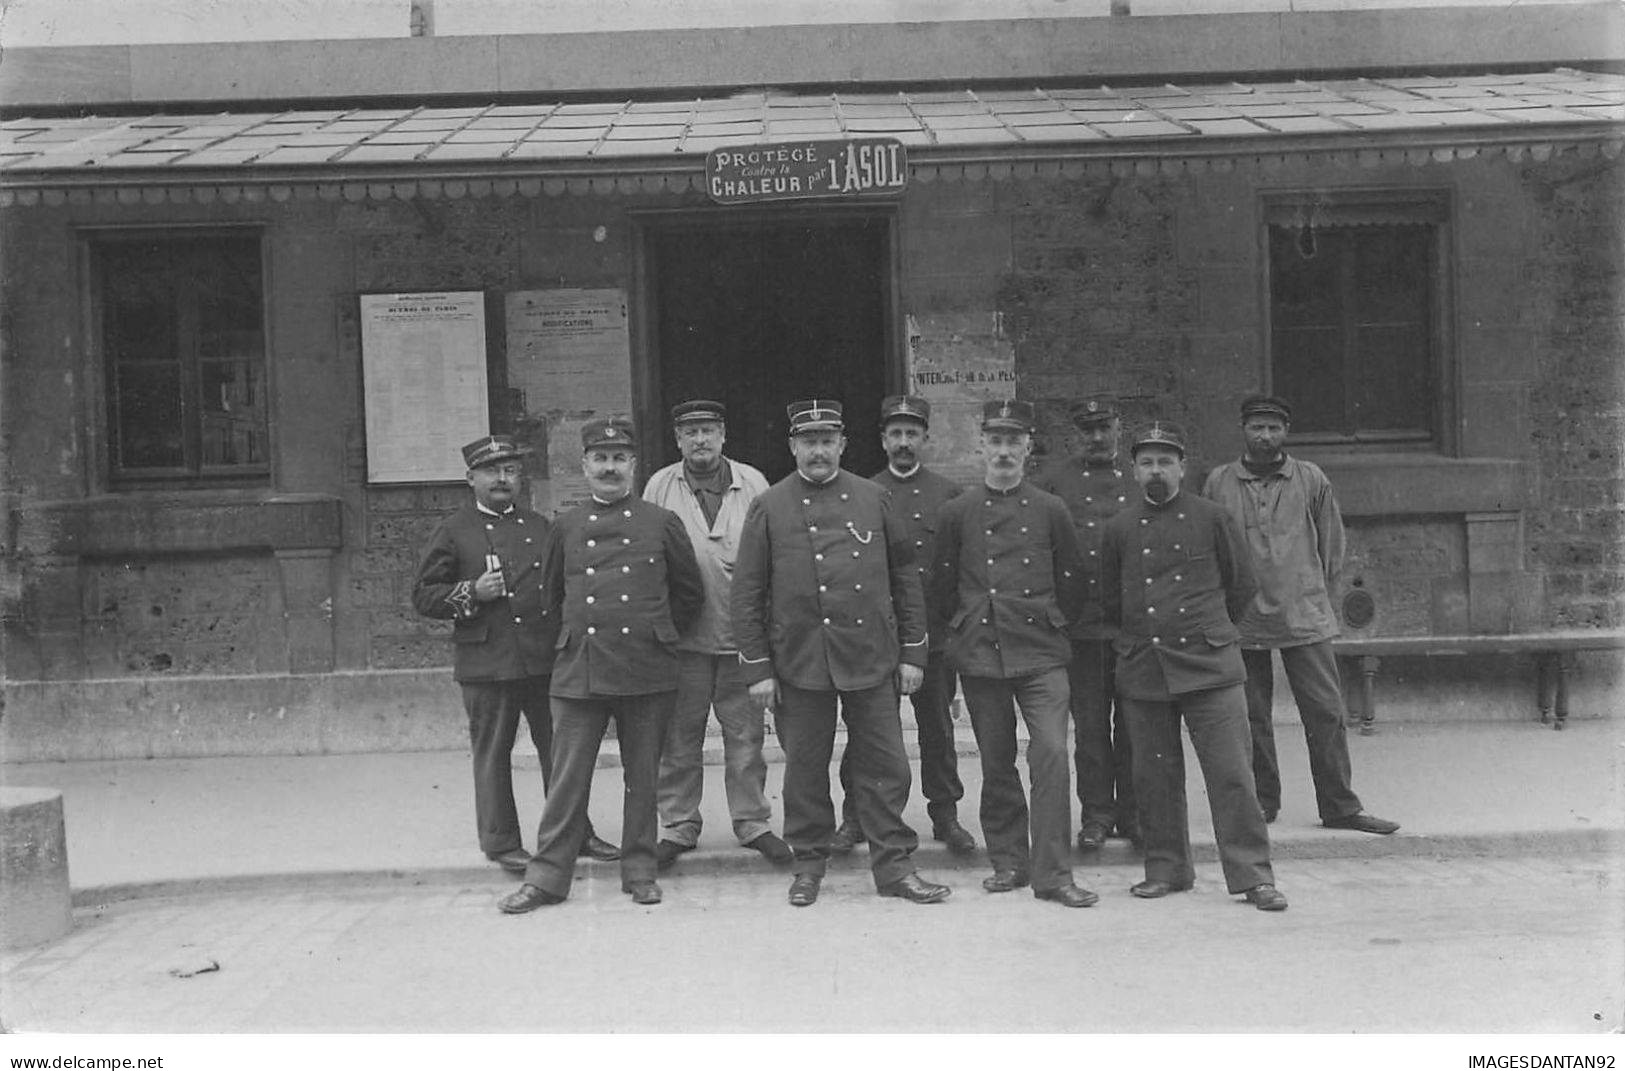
[360,291,489,483]
[906,312,1018,486]
[505,289,632,513]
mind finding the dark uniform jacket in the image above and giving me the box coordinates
[1100,491,1257,701]
[542,494,704,699]
[732,469,929,692]
[1031,455,1138,641]
[412,503,556,683]
[931,481,1085,680]
[869,464,963,654]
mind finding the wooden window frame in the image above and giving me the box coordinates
[1261,190,1455,452]
[86,228,272,488]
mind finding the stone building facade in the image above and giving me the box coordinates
[2,15,1622,758]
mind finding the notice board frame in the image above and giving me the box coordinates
[357,290,497,485]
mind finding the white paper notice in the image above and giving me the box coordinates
[360,292,489,484]
[505,289,632,513]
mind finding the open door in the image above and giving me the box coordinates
[642,214,894,482]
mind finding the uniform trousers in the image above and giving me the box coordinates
[1067,639,1137,833]
[1121,683,1275,894]
[460,675,551,856]
[960,667,1075,892]
[837,652,964,828]
[523,692,671,897]
[775,681,919,888]
[657,651,772,847]
[1242,643,1363,821]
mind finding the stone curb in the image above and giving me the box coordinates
[67,827,1622,908]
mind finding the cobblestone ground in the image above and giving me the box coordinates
[2,852,1619,1034]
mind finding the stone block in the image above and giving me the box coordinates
[1460,383,1530,457]
[1467,571,1542,634]
[1459,325,1534,383]
[1175,200,1249,268]
[1195,266,1257,331]
[1465,512,1523,574]
[903,213,1011,278]
[1429,574,1471,635]
[0,787,71,951]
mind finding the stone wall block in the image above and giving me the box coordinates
[0,788,71,951]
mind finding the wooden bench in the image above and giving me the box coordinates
[1332,630,1625,733]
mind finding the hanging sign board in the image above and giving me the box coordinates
[359,291,489,484]
[706,138,907,204]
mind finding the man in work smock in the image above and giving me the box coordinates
[642,399,791,869]
[1202,394,1398,835]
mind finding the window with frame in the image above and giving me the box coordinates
[1265,196,1447,446]
[94,233,269,482]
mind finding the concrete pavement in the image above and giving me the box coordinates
[3,854,1620,1034]
[1,717,1620,902]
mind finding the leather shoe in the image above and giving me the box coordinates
[622,879,663,905]
[579,833,622,861]
[1323,812,1399,835]
[1076,821,1110,851]
[829,820,863,854]
[877,872,951,904]
[981,869,1030,893]
[1130,879,1193,899]
[486,848,529,875]
[788,873,822,907]
[655,839,693,871]
[1035,883,1099,908]
[745,832,794,864]
[1243,883,1289,911]
[932,820,979,856]
[498,883,564,914]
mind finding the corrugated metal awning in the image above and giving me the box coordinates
[3,68,1620,205]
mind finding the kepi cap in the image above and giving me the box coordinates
[462,434,529,470]
[671,399,726,425]
[1240,394,1292,422]
[1130,420,1187,457]
[879,394,931,428]
[1070,393,1120,427]
[786,399,844,434]
[581,417,637,451]
[981,398,1036,433]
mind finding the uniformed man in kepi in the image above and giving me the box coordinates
[1101,420,1288,912]
[828,395,976,857]
[732,399,952,908]
[499,418,704,914]
[931,400,1097,907]
[641,399,791,869]
[412,434,619,876]
[1032,394,1141,852]
[1202,394,1398,835]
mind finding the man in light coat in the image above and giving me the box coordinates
[1203,394,1398,835]
[643,399,791,868]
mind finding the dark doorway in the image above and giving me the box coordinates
[643,215,893,483]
